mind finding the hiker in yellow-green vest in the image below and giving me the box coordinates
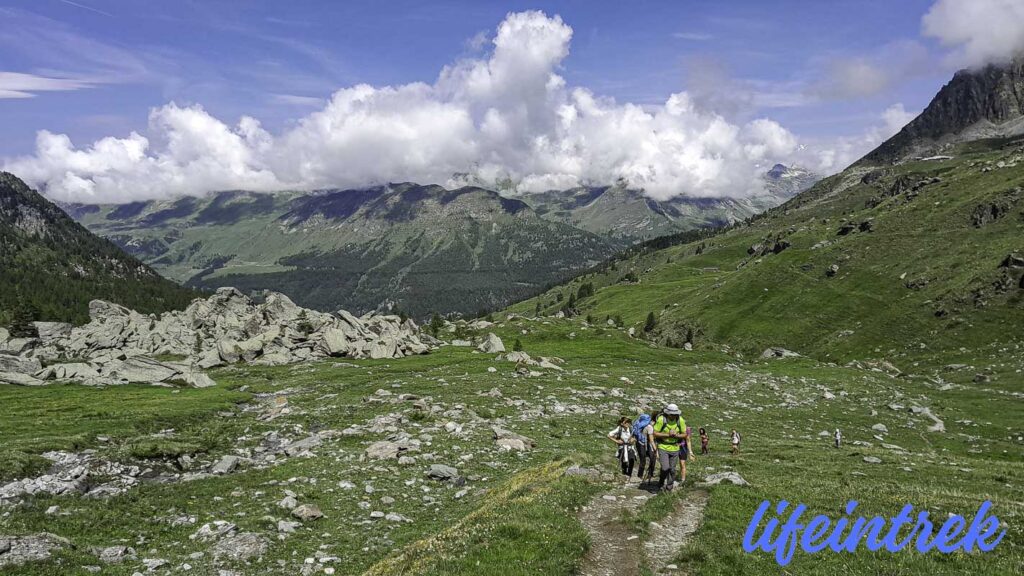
[653,403,689,491]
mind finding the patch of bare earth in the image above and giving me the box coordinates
[579,488,646,576]
[643,489,709,575]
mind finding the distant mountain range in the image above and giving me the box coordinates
[517,164,817,241]
[64,167,815,317]
[0,172,197,326]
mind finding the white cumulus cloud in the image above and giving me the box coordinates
[923,0,1024,68]
[6,10,845,204]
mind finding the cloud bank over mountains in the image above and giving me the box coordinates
[6,2,1015,204]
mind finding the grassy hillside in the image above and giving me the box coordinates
[510,136,1024,364]
[0,173,198,326]
[0,318,1019,574]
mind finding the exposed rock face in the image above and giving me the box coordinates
[865,56,1024,163]
[0,287,432,388]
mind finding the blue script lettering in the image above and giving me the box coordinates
[743,500,1007,565]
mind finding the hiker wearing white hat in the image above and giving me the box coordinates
[652,403,689,490]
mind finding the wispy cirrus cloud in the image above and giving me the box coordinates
[673,32,714,41]
[0,72,98,99]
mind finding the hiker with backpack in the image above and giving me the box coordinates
[632,411,658,485]
[607,417,638,481]
[730,428,741,454]
[653,404,688,490]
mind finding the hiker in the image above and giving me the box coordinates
[730,428,741,454]
[653,404,688,490]
[632,411,658,485]
[699,427,709,455]
[607,417,638,480]
[834,428,842,449]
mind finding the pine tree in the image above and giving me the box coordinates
[644,311,657,332]
[296,310,314,335]
[8,295,39,338]
[429,313,443,337]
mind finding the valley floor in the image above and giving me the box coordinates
[1,318,1021,575]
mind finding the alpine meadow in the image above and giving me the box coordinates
[0,2,1021,576]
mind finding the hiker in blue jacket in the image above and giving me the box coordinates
[632,410,658,486]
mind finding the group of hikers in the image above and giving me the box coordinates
[607,404,742,490]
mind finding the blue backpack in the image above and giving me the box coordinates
[631,414,652,447]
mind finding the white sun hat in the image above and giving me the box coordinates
[664,403,680,415]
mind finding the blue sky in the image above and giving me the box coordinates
[1,0,1019,202]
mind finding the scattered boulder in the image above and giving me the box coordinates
[210,455,242,475]
[291,504,323,522]
[426,464,460,482]
[96,545,136,564]
[761,347,800,359]
[492,426,536,449]
[211,532,268,561]
[0,533,70,568]
[863,456,882,464]
[31,322,72,342]
[365,441,404,460]
[698,471,749,487]
[0,354,41,375]
[0,372,46,386]
[477,333,505,354]
[563,465,601,479]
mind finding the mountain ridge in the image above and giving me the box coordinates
[61,168,816,317]
[863,55,1024,164]
[0,172,198,326]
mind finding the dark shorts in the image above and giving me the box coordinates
[679,444,689,460]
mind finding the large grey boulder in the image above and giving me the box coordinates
[761,347,801,359]
[0,533,71,568]
[319,327,351,357]
[364,441,404,460]
[492,426,536,448]
[0,354,41,375]
[0,372,45,386]
[50,363,100,381]
[698,471,750,487]
[211,532,268,561]
[105,357,179,383]
[32,322,72,342]
[478,333,505,353]
[211,455,242,474]
[217,339,242,364]
[426,464,460,482]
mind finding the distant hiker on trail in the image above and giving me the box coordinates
[730,428,741,454]
[699,427,709,455]
[632,411,658,485]
[653,404,688,490]
[608,417,637,481]
[834,428,842,449]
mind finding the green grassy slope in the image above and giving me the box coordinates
[0,319,1019,574]
[510,136,1024,364]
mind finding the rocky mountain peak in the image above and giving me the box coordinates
[864,55,1024,164]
